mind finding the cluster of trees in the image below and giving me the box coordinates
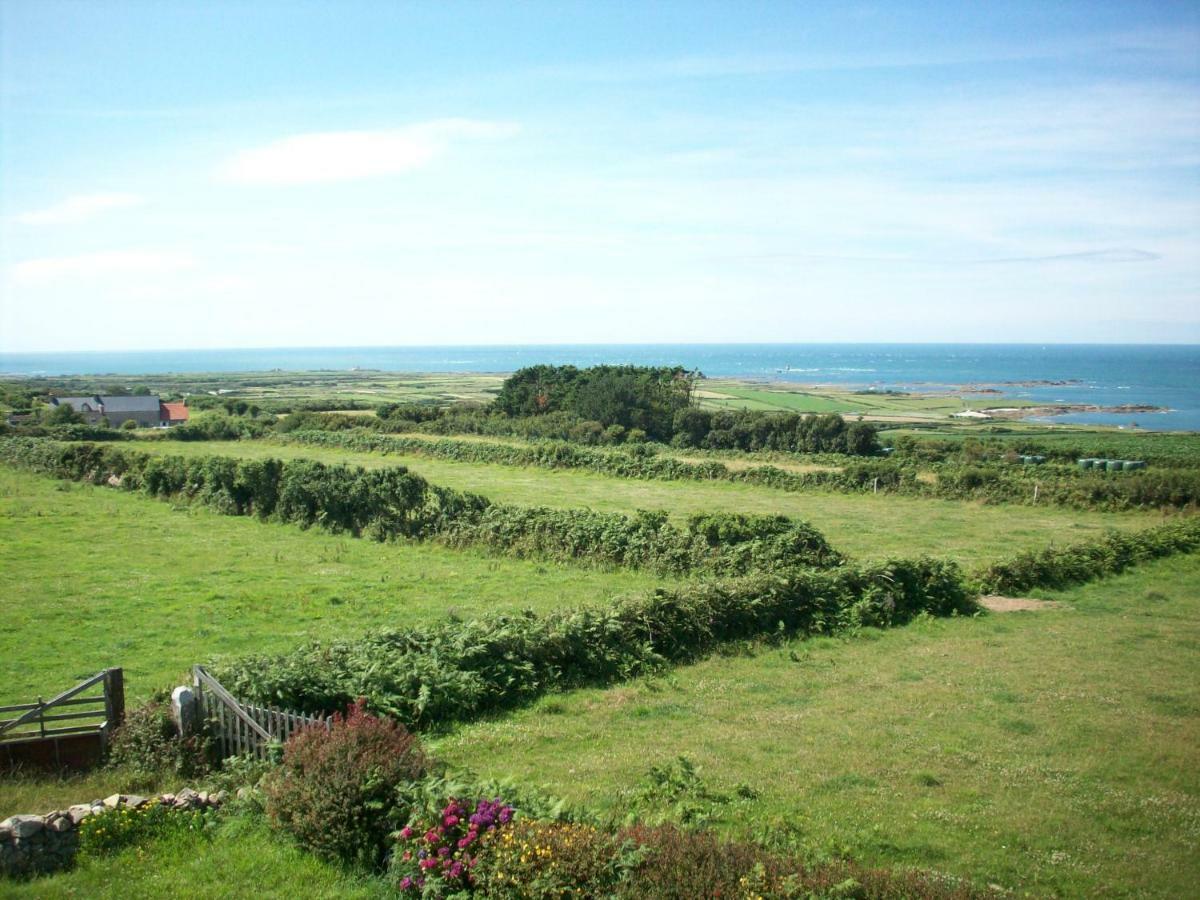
[376,365,882,456]
[492,365,697,441]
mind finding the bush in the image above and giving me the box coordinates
[263,700,427,868]
[215,558,975,729]
[616,824,984,899]
[473,819,632,897]
[107,699,209,782]
[977,519,1200,595]
[390,796,514,893]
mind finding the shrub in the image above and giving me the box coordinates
[977,519,1200,595]
[390,796,515,893]
[107,698,209,783]
[215,558,975,729]
[263,700,427,868]
[472,819,632,897]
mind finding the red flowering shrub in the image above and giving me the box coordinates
[264,699,426,867]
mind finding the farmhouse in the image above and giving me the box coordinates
[50,395,190,428]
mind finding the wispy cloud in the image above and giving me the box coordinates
[742,248,1162,266]
[218,119,518,185]
[11,250,194,284]
[16,192,143,225]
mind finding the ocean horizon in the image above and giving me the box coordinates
[3,343,1198,431]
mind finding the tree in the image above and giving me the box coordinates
[43,402,84,425]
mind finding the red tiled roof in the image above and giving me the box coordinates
[161,402,189,422]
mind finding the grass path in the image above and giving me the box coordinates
[0,468,658,706]
[132,438,1166,567]
[433,554,1200,897]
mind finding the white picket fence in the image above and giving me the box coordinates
[192,665,330,761]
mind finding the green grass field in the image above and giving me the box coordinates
[0,468,659,706]
[432,554,1200,898]
[129,438,1166,567]
[2,814,384,899]
[697,381,1042,419]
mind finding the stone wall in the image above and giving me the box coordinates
[0,788,226,879]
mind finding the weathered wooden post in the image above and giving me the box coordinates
[102,668,125,729]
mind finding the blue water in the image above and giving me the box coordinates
[2,344,1197,431]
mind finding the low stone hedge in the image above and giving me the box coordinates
[0,788,225,878]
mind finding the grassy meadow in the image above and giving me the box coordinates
[2,389,1196,897]
[1,815,384,899]
[433,554,1200,898]
[697,380,1041,419]
[129,437,1167,567]
[0,468,659,706]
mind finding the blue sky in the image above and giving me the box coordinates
[1,1,1198,351]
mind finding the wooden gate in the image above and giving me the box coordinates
[0,668,124,771]
[192,665,330,761]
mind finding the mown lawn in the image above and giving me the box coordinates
[0,468,659,706]
[130,438,1166,567]
[433,554,1200,898]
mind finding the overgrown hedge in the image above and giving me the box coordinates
[0,438,841,576]
[977,518,1200,595]
[212,557,975,728]
[212,516,1200,730]
[280,429,1200,511]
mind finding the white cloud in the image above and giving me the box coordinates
[16,192,143,225]
[218,119,519,185]
[10,250,194,284]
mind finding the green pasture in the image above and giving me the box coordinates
[128,438,1166,567]
[0,468,658,706]
[1,814,384,899]
[434,554,1200,898]
[697,380,1041,419]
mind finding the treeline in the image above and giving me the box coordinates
[0,439,841,577]
[372,403,880,456]
[213,558,974,728]
[280,430,1200,511]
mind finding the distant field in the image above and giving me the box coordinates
[433,554,1200,898]
[697,380,1041,419]
[129,438,1166,567]
[0,468,659,706]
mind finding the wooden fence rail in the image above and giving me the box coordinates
[0,669,124,771]
[192,665,330,762]
[0,669,122,744]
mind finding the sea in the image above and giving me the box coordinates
[2,344,1198,432]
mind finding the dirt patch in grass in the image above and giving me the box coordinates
[980,595,1068,612]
